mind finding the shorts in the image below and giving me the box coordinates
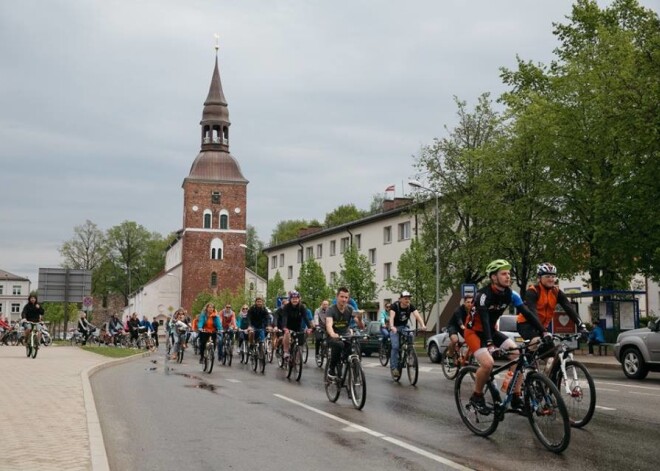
[517,322,541,341]
[464,328,509,353]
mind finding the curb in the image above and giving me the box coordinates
[81,351,152,471]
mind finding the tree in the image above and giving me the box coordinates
[324,204,366,228]
[332,245,378,307]
[59,220,107,270]
[245,225,267,279]
[296,259,332,311]
[368,193,386,213]
[385,238,435,324]
[267,271,285,308]
[270,219,320,245]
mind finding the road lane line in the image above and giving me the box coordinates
[597,381,660,391]
[596,388,619,392]
[629,391,660,397]
[226,378,241,383]
[595,405,617,411]
[274,394,472,471]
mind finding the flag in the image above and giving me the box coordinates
[385,184,395,192]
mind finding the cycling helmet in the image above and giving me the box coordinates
[537,263,557,276]
[289,290,300,299]
[486,259,511,276]
[400,290,412,298]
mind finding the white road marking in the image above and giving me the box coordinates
[596,388,619,392]
[225,378,241,383]
[274,394,472,471]
[596,405,617,411]
[419,367,433,373]
[629,391,660,397]
[597,381,660,391]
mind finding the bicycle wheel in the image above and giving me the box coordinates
[251,346,258,372]
[204,344,215,374]
[442,348,459,380]
[348,357,367,410]
[324,361,340,403]
[31,335,38,359]
[221,337,228,365]
[276,345,284,368]
[406,348,419,385]
[258,343,266,374]
[315,343,325,368]
[226,337,233,367]
[293,347,303,381]
[524,372,571,453]
[266,337,274,363]
[177,344,184,363]
[379,342,389,367]
[554,360,596,428]
[302,340,309,364]
[454,365,500,437]
[26,340,32,357]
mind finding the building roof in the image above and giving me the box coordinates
[0,269,29,282]
[201,55,229,124]
[184,150,248,184]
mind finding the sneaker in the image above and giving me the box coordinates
[469,393,491,415]
[327,367,337,379]
[391,368,401,379]
[511,395,525,412]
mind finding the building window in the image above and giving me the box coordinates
[211,272,218,287]
[297,249,303,264]
[211,191,220,204]
[316,244,323,259]
[210,238,223,260]
[287,266,293,279]
[398,222,411,241]
[383,226,392,244]
[384,263,392,280]
[279,254,285,267]
[340,237,350,254]
[368,248,376,265]
[330,272,337,284]
[203,209,212,229]
[12,285,21,296]
[219,211,229,229]
[330,240,336,256]
[271,256,277,269]
[11,303,20,314]
[0,303,3,313]
[355,234,362,250]
[306,247,314,260]
[0,285,3,295]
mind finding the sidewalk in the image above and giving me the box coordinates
[571,348,620,370]
[0,346,141,471]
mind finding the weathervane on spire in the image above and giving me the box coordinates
[214,33,220,53]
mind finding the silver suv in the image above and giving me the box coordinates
[614,319,660,379]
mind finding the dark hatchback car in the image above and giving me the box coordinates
[358,321,384,356]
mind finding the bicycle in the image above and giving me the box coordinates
[286,331,305,381]
[454,341,571,454]
[442,337,476,380]
[221,330,234,366]
[378,336,391,366]
[324,333,367,410]
[315,328,328,368]
[200,330,216,374]
[173,329,188,364]
[248,329,267,374]
[265,329,274,363]
[238,331,249,364]
[301,331,309,364]
[539,333,596,428]
[25,321,42,359]
[391,328,418,385]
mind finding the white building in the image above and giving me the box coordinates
[0,269,32,323]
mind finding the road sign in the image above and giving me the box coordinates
[461,283,477,298]
[38,268,92,303]
[83,296,93,310]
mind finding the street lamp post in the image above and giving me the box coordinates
[408,179,441,335]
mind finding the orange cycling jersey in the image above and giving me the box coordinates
[203,313,219,332]
[517,284,557,328]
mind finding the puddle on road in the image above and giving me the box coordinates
[185,382,219,393]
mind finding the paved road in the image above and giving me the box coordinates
[92,349,660,471]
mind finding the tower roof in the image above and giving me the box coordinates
[184,150,248,184]
[201,56,230,124]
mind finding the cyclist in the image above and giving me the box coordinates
[389,291,427,379]
[465,259,535,413]
[247,297,270,346]
[77,311,95,346]
[378,301,391,349]
[197,302,221,364]
[237,304,250,348]
[108,314,123,345]
[127,313,141,344]
[170,310,190,360]
[275,291,313,361]
[518,262,586,345]
[272,298,288,353]
[218,304,237,361]
[313,300,330,356]
[445,295,473,362]
[326,287,364,378]
[21,295,44,345]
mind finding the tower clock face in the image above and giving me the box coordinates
[234,207,241,214]
[192,205,199,212]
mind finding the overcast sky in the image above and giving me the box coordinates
[1,0,642,288]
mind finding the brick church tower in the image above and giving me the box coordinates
[180,52,248,311]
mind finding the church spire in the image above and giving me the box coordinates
[200,39,230,151]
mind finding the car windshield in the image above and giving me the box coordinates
[497,315,517,332]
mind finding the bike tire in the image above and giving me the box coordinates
[31,335,38,359]
[442,347,459,380]
[302,341,309,364]
[286,347,295,379]
[26,342,32,358]
[293,347,303,381]
[204,344,215,374]
[277,345,284,369]
[266,338,274,363]
[406,348,419,385]
[324,361,340,403]
[258,343,266,374]
[348,357,367,410]
[454,365,500,437]
[554,360,596,428]
[226,339,233,367]
[379,342,390,367]
[251,346,258,372]
[315,344,325,368]
[177,346,184,364]
[525,372,571,453]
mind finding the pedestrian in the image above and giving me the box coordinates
[588,322,605,355]
[151,317,160,348]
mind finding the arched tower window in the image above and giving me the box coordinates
[210,238,223,260]
[219,209,229,230]
[203,209,212,229]
[211,272,218,287]
[202,125,211,144]
[212,125,221,144]
[223,126,229,144]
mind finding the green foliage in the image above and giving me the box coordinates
[81,345,143,358]
[296,258,333,311]
[332,245,378,307]
[59,219,107,271]
[385,238,435,323]
[245,225,268,279]
[190,288,248,317]
[324,204,366,228]
[191,291,215,317]
[270,219,320,245]
[267,271,285,308]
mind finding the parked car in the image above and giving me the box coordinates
[614,318,660,379]
[358,321,384,357]
[426,314,524,363]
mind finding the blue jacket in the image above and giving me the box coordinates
[197,311,222,332]
[589,325,605,343]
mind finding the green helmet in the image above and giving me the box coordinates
[486,259,511,276]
